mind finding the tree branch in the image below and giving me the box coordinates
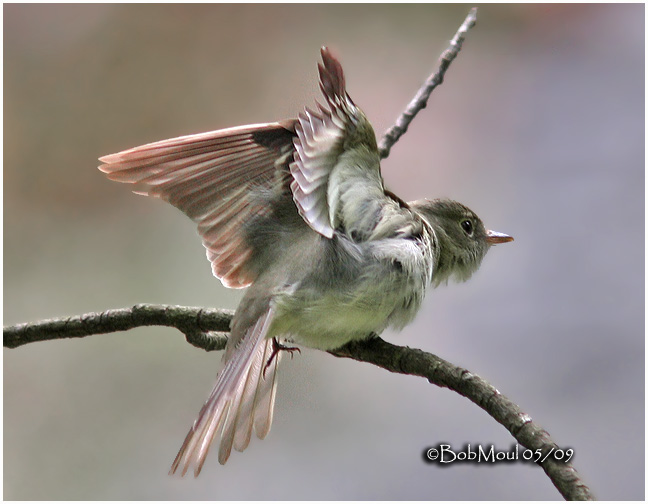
[378,7,478,159]
[3,8,594,500]
[330,338,595,501]
[4,304,594,500]
[3,304,232,352]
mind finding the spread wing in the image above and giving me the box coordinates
[289,47,383,239]
[99,48,382,287]
[99,122,296,288]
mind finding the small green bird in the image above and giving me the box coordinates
[99,47,513,476]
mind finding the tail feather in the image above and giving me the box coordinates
[169,308,278,476]
[233,337,278,451]
[254,345,280,439]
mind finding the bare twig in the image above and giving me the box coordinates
[379,7,478,159]
[4,305,594,500]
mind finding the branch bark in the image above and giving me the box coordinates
[3,304,232,352]
[3,8,595,501]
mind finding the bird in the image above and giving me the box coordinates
[99,47,513,476]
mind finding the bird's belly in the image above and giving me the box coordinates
[269,281,423,351]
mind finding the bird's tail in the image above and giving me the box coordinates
[170,308,280,476]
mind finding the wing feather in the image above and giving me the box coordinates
[289,47,380,239]
[99,123,295,288]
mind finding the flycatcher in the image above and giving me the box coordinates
[99,47,513,476]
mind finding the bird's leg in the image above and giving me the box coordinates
[263,337,301,378]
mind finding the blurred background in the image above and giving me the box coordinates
[4,4,644,500]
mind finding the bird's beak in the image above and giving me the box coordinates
[486,230,514,244]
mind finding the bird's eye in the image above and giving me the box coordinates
[461,220,473,235]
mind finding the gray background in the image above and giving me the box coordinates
[4,4,644,500]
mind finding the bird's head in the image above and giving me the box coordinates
[410,198,513,286]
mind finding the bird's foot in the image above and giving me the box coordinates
[263,338,301,378]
